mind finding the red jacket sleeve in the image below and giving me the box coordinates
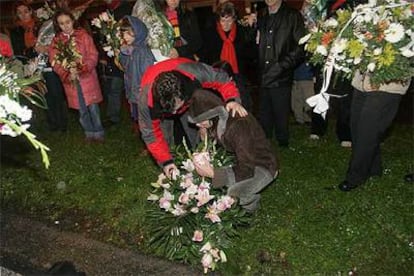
[138,83,173,166]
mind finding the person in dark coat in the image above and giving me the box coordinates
[256,0,306,147]
[188,90,278,212]
[204,2,256,111]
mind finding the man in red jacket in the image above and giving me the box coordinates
[139,57,247,177]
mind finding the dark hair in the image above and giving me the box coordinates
[13,1,33,22]
[159,0,186,15]
[119,17,133,35]
[53,9,79,34]
[216,2,237,20]
[212,60,234,79]
[153,71,186,113]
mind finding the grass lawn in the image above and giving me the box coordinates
[1,103,413,275]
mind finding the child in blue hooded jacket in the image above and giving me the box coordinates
[119,16,156,123]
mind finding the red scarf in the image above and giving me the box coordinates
[216,22,239,74]
[165,8,183,47]
[330,0,346,11]
[18,18,36,49]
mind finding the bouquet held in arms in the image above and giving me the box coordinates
[0,54,50,168]
[52,35,83,84]
[146,137,250,274]
[91,11,121,58]
[300,0,414,117]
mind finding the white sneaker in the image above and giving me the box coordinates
[340,141,352,148]
[309,134,320,140]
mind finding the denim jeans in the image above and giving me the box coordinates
[102,76,124,123]
[76,82,104,139]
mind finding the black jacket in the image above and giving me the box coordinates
[175,8,202,60]
[10,25,39,61]
[257,2,306,88]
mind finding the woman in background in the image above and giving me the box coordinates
[49,9,104,142]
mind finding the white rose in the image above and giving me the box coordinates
[324,18,338,28]
[384,23,405,43]
[315,45,328,56]
[373,48,382,55]
[367,62,376,72]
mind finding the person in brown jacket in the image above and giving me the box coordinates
[188,90,278,212]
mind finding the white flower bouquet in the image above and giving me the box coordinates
[300,0,414,86]
[91,11,121,58]
[0,55,50,168]
[146,138,250,273]
[35,1,55,22]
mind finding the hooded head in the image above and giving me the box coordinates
[120,15,148,47]
[188,90,229,139]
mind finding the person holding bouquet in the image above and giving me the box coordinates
[49,9,104,142]
[188,90,278,212]
[338,74,412,192]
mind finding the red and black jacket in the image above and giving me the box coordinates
[139,57,240,166]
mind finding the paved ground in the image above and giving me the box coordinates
[0,212,202,275]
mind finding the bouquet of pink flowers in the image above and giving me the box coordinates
[146,138,250,273]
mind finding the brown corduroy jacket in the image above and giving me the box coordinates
[188,90,278,187]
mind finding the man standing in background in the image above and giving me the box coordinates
[257,0,306,147]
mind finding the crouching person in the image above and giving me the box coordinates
[188,90,278,212]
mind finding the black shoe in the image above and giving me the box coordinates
[338,180,359,192]
[404,173,414,183]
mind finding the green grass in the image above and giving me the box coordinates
[1,106,413,275]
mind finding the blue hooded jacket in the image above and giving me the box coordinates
[120,16,155,104]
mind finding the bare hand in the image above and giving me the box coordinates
[199,127,208,141]
[163,163,178,179]
[192,155,214,178]
[169,48,179,58]
[225,101,248,117]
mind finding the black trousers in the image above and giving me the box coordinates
[345,89,402,185]
[259,86,291,144]
[43,71,68,131]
